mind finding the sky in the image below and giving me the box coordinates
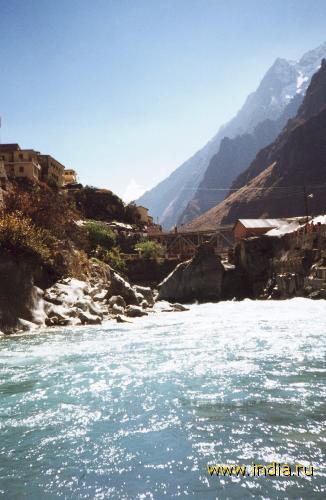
[0,0,326,201]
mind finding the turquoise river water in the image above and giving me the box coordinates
[0,299,325,499]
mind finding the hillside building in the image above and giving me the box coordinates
[38,154,65,187]
[63,169,78,185]
[136,205,154,225]
[0,143,73,188]
[0,144,41,182]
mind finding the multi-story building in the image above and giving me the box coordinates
[0,144,70,188]
[0,144,41,182]
[38,154,65,187]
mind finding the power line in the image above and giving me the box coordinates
[180,184,326,192]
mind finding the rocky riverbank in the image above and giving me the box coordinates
[2,219,325,335]
[158,224,326,303]
[0,253,189,335]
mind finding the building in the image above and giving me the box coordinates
[0,144,70,187]
[136,205,154,225]
[0,160,8,189]
[233,219,287,241]
[63,169,78,185]
[38,154,65,187]
[0,144,41,182]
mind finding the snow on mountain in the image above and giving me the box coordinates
[136,41,326,229]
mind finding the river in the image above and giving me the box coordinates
[0,299,325,499]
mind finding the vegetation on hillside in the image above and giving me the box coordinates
[1,180,160,278]
[71,186,141,224]
[135,240,165,260]
[84,221,116,250]
[0,212,54,263]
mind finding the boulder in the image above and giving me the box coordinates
[92,289,107,302]
[125,305,148,317]
[108,295,126,309]
[116,315,131,323]
[78,310,102,325]
[107,272,139,305]
[170,303,189,312]
[134,285,154,306]
[158,243,225,303]
[110,303,125,315]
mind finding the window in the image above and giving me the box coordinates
[19,154,24,160]
[19,166,24,173]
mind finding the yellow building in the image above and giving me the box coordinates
[63,169,78,185]
[136,205,154,225]
[0,144,41,182]
[0,144,68,187]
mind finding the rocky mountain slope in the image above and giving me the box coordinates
[178,95,302,225]
[137,42,326,229]
[182,60,326,230]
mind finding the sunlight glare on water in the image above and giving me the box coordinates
[0,299,325,499]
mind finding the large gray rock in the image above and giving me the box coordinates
[125,305,148,317]
[133,285,154,306]
[108,295,126,309]
[158,243,225,303]
[107,272,139,305]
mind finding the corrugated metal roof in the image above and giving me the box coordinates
[238,219,286,229]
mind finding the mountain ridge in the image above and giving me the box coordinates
[178,94,303,225]
[137,42,326,228]
[181,59,326,230]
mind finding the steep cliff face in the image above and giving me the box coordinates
[137,42,326,229]
[182,60,326,230]
[0,253,54,332]
[231,58,326,192]
[178,95,302,225]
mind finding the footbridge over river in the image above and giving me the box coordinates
[147,225,234,259]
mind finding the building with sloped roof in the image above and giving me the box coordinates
[233,219,289,241]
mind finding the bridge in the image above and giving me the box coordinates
[147,225,234,259]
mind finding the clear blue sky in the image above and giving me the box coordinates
[0,0,325,201]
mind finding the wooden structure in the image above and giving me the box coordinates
[148,226,233,259]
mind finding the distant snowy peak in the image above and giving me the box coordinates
[284,43,326,98]
[235,42,326,135]
[136,41,326,229]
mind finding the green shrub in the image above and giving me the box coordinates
[90,245,126,272]
[135,240,165,260]
[105,246,126,272]
[85,221,116,250]
[0,212,54,262]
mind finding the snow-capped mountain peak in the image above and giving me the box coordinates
[136,41,326,229]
